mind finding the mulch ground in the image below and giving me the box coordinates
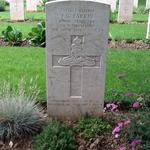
[109,40,150,49]
[0,109,130,150]
[0,38,150,49]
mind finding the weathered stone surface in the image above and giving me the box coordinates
[109,0,117,12]
[9,0,24,21]
[46,0,110,119]
[118,0,134,23]
[146,11,150,39]
[98,0,117,12]
[26,0,38,12]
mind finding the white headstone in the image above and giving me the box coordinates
[26,0,38,12]
[46,0,110,119]
[109,0,117,12]
[146,0,150,39]
[118,0,134,23]
[146,0,150,9]
[98,0,117,12]
[37,0,43,5]
[134,0,138,8]
[146,11,150,39]
[9,0,25,21]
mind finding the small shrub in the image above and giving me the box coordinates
[134,7,148,15]
[74,116,112,138]
[125,111,150,150]
[143,39,150,44]
[0,81,43,142]
[32,121,77,150]
[28,21,46,47]
[2,26,23,46]
[0,0,5,12]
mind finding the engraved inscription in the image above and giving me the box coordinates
[58,35,96,66]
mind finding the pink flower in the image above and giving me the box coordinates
[106,103,111,108]
[124,120,131,126]
[111,103,118,111]
[106,103,119,112]
[117,122,124,128]
[112,126,121,135]
[131,139,142,147]
[115,133,120,138]
[132,102,141,108]
[119,147,127,150]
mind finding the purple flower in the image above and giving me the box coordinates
[119,147,127,150]
[112,126,121,135]
[132,102,141,108]
[131,139,142,147]
[106,103,119,112]
[111,103,118,111]
[117,122,124,128]
[106,103,111,108]
[124,120,131,126]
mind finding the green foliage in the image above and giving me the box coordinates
[134,6,148,15]
[74,116,112,139]
[0,0,5,12]
[143,39,150,44]
[32,121,77,150]
[28,21,46,47]
[2,26,23,46]
[127,111,150,150]
[0,81,43,142]
[40,0,49,8]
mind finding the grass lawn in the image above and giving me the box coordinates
[106,49,150,102]
[133,14,148,22]
[111,13,148,22]
[0,47,46,101]
[0,22,147,40]
[109,23,147,40]
[1,10,148,22]
[0,47,150,103]
[0,11,45,20]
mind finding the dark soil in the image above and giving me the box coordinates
[0,38,31,47]
[109,40,150,49]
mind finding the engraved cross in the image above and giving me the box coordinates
[55,35,99,97]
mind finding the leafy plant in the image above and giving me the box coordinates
[28,21,46,47]
[143,39,150,44]
[134,6,148,15]
[74,116,112,138]
[0,81,43,142]
[2,26,23,46]
[32,121,77,150]
[0,0,5,12]
[125,111,150,150]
